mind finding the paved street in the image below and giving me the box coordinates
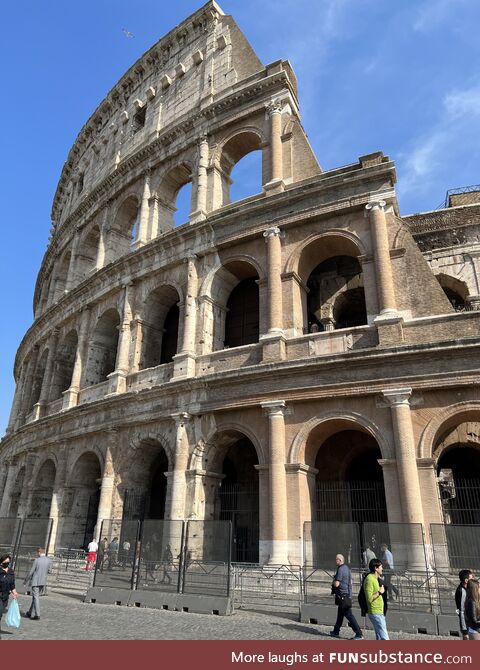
[0,592,457,641]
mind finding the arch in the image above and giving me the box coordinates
[53,250,71,301]
[30,348,49,410]
[8,466,25,517]
[289,411,389,465]
[435,273,469,311]
[121,438,171,520]
[418,402,480,460]
[62,450,103,548]
[215,128,264,208]
[85,308,120,386]
[286,230,366,281]
[28,458,56,518]
[190,423,266,470]
[77,224,101,280]
[108,194,140,261]
[156,162,194,233]
[207,259,260,352]
[50,329,78,400]
[140,285,181,369]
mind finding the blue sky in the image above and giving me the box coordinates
[1,0,480,436]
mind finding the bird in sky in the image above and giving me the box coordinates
[122,28,135,38]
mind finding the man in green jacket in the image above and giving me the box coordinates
[364,558,389,640]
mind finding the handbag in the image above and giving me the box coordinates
[5,598,21,628]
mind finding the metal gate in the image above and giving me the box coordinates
[218,482,259,563]
[439,477,480,525]
[315,480,387,523]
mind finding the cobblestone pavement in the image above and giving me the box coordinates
[0,593,457,641]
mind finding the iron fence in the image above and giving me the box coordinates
[136,519,184,592]
[315,480,387,524]
[233,563,302,610]
[182,520,232,597]
[12,518,53,582]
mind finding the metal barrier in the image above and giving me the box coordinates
[12,518,53,582]
[303,521,433,613]
[233,563,302,610]
[94,519,140,590]
[136,519,184,593]
[0,517,22,555]
[182,520,232,597]
[430,523,480,615]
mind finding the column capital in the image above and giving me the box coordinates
[170,411,191,426]
[381,387,412,407]
[266,99,283,116]
[365,200,386,212]
[261,400,286,416]
[263,226,281,240]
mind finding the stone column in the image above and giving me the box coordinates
[166,413,190,521]
[365,201,398,317]
[95,204,109,270]
[261,227,286,361]
[63,307,90,409]
[264,100,285,195]
[133,171,151,248]
[65,230,80,292]
[382,388,425,569]
[130,318,145,373]
[47,446,68,553]
[19,345,40,424]
[261,400,289,564]
[7,365,27,433]
[108,284,133,395]
[17,452,37,518]
[173,257,198,378]
[0,461,16,517]
[191,136,209,223]
[33,329,60,420]
[94,438,116,540]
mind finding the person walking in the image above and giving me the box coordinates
[86,538,98,571]
[456,569,474,640]
[380,543,399,600]
[364,558,389,640]
[465,578,480,640]
[329,553,363,640]
[24,547,52,621]
[0,554,18,639]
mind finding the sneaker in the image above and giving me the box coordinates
[351,634,364,640]
[329,631,340,638]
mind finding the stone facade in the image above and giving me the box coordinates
[1,1,480,565]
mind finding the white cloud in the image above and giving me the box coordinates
[398,83,480,199]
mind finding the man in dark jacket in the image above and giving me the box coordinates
[455,569,474,640]
[330,553,363,640]
[0,553,18,638]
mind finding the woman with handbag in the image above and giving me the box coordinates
[329,554,363,640]
[0,553,18,638]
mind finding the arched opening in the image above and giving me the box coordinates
[50,329,78,400]
[307,256,367,331]
[230,149,263,203]
[436,274,469,312]
[173,181,193,227]
[211,260,260,351]
[215,436,259,563]
[77,225,101,280]
[28,460,56,518]
[61,452,102,549]
[85,309,120,386]
[53,251,71,300]
[30,349,49,410]
[219,131,263,207]
[225,278,260,348]
[156,164,193,233]
[121,440,169,521]
[109,196,139,262]
[141,286,180,369]
[8,467,25,517]
[313,430,386,524]
[437,444,480,525]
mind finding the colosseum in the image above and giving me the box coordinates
[1,0,480,581]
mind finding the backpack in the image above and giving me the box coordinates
[357,573,368,616]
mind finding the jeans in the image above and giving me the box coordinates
[333,603,362,636]
[368,613,389,640]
